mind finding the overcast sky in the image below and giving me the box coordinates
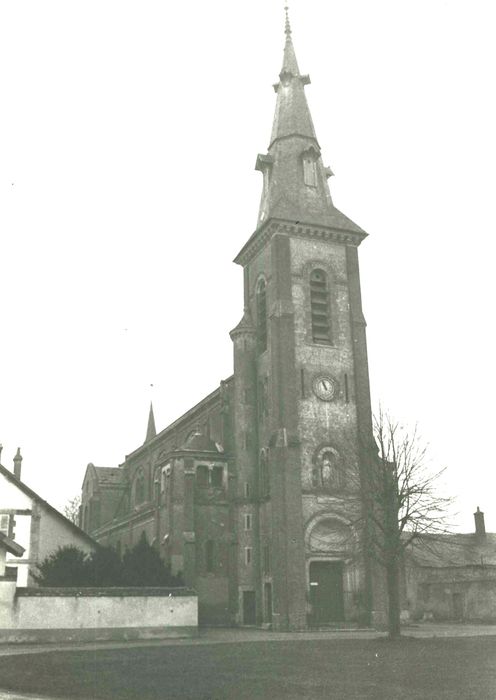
[1,0,495,531]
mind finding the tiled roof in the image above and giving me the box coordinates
[93,467,124,486]
[407,532,496,568]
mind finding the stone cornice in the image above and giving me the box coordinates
[233,218,367,267]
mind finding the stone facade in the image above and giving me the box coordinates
[81,14,385,629]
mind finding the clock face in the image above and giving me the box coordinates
[313,375,337,401]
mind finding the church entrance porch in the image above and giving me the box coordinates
[309,560,344,625]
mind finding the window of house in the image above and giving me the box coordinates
[244,482,251,499]
[310,268,332,344]
[244,514,252,531]
[0,514,10,535]
[256,278,267,353]
[205,540,215,573]
[211,466,224,488]
[196,464,209,488]
[245,547,252,565]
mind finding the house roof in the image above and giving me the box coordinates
[407,532,496,568]
[0,463,98,549]
[0,531,25,557]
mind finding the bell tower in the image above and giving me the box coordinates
[231,7,378,630]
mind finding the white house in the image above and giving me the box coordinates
[0,449,97,586]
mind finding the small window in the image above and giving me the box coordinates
[244,431,252,450]
[196,465,209,488]
[263,544,271,574]
[303,157,317,187]
[244,514,252,531]
[259,450,270,497]
[206,540,215,573]
[310,268,332,344]
[244,482,251,499]
[245,547,252,565]
[256,278,268,353]
[211,466,224,488]
[0,514,10,535]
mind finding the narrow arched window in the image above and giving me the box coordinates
[256,278,267,353]
[135,470,145,504]
[259,449,270,497]
[310,269,332,344]
[205,540,215,573]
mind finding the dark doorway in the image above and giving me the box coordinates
[264,582,273,623]
[309,560,344,624]
[242,590,256,625]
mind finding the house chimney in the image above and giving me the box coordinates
[474,506,486,537]
[13,447,22,480]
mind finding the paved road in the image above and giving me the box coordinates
[1,623,496,659]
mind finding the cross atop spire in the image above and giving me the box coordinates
[280,3,300,79]
[284,4,292,38]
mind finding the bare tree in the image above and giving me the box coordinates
[361,409,452,639]
[63,494,82,526]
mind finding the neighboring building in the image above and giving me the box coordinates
[81,10,385,629]
[405,508,496,622]
[0,449,97,586]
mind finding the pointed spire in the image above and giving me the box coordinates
[145,403,156,443]
[253,6,365,235]
[281,4,300,78]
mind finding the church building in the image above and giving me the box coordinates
[81,9,385,630]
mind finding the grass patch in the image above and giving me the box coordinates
[0,637,495,699]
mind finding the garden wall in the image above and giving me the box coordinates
[0,583,197,643]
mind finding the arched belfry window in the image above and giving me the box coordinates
[256,278,267,353]
[310,269,332,344]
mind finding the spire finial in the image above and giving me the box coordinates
[145,401,156,443]
[284,4,292,38]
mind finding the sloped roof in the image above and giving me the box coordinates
[406,532,496,568]
[0,463,98,549]
[93,466,125,486]
[182,431,221,453]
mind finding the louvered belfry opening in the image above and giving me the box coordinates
[310,269,331,344]
[256,278,268,352]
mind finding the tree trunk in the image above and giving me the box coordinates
[386,558,401,639]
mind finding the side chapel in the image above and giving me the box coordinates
[80,9,386,630]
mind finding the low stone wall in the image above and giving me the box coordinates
[0,584,198,643]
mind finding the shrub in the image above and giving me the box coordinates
[34,540,184,588]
